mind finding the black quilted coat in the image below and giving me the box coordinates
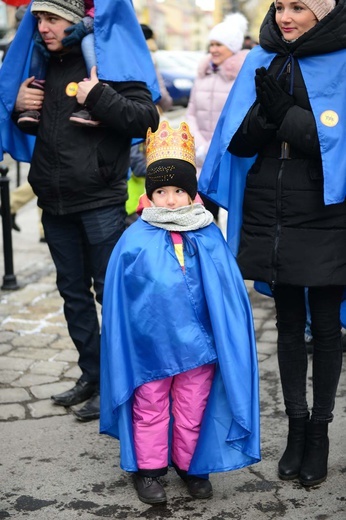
[27,47,159,216]
[229,0,346,288]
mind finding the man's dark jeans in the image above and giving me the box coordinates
[273,285,343,423]
[42,204,126,385]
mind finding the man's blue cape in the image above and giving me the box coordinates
[100,218,260,475]
[199,45,346,256]
[0,0,160,162]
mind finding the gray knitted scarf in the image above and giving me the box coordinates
[141,203,214,231]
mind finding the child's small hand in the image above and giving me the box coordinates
[15,77,44,113]
[76,66,99,105]
[62,19,91,47]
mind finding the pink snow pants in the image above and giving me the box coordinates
[133,363,215,472]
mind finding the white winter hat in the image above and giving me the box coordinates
[298,0,336,20]
[208,12,248,54]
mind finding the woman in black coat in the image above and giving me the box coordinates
[227,0,346,487]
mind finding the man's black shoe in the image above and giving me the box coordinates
[51,379,97,407]
[133,475,167,504]
[73,392,100,422]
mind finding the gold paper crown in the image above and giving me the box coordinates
[146,121,196,169]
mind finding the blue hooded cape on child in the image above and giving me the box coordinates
[100,217,261,475]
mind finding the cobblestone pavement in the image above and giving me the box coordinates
[0,273,277,423]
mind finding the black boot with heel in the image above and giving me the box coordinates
[278,415,309,480]
[299,421,329,486]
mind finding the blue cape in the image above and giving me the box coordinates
[100,218,260,475]
[199,45,346,256]
[0,0,160,162]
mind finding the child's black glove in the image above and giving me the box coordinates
[33,30,50,60]
[255,67,294,127]
[62,16,94,47]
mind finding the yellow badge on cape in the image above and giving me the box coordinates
[65,82,79,97]
[320,110,339,128]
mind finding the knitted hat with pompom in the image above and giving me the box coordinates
[208,12,248,54]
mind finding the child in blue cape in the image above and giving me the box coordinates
[100,121,260,505]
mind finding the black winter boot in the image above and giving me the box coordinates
[278,415,309,480]
[133,474,167,504]
[172,462,212,499]
[299,421,329,486]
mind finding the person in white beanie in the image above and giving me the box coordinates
[185,12,249,222]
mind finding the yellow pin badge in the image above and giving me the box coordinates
[65,82,79,97]
[320,110,339,128]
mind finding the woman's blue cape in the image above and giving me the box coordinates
[100,218,260,475]
[199,45,346,256]
[0,0,160,162]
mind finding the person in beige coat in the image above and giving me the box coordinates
[186,12,249,221]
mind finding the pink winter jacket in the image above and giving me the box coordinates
[186,49,249,175]
[84,0,94,17]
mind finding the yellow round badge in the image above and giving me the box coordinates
[65,82,79,97]
[320,110,339,128]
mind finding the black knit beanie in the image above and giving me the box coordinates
[146,159,197,200]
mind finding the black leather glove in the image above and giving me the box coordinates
[62,17,94,47]
[255,69,294,127]
[33,30,50,60]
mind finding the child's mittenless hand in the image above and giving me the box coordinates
[15,77,44,113]
[76,66,99,105]
[62,17,94,47]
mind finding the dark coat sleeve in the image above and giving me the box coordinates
[228,103,277,157]
[229,102,320,160]
[277,105,321,158]
[85,81,159,138]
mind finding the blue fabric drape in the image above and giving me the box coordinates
[100,218,260,474]
[0,0,160,162]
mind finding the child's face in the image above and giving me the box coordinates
[151,186,191,209]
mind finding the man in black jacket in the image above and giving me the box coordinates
[14,0,159,421]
